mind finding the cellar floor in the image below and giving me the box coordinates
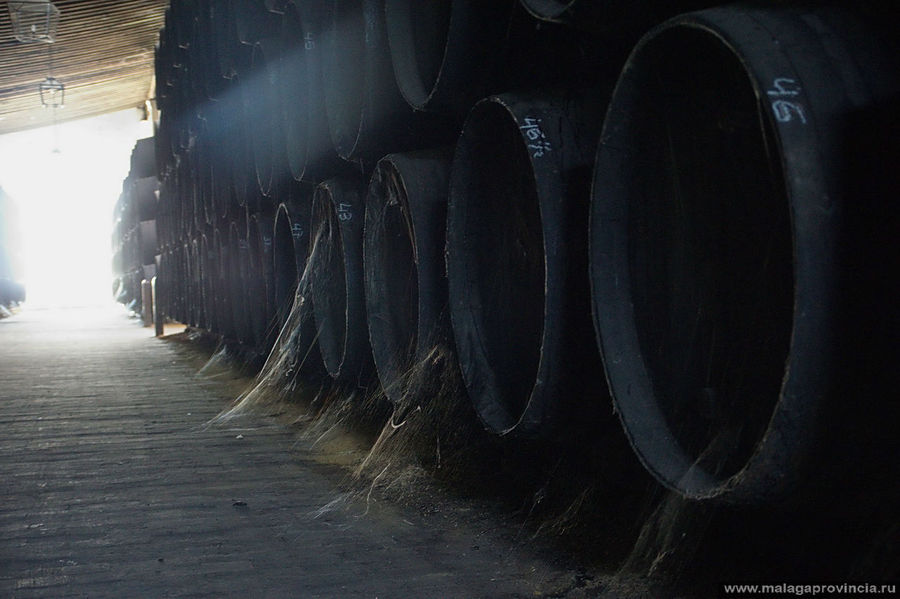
[0,306,618,598]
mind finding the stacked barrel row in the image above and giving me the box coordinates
[149,0,613,359]
[146,0,898,505]
[112,137,159,315]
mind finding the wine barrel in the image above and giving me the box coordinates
[321,0,417,161]
[308,176,374,385]
[249,37,291,197]
[280,0,341,182]
[364,148,453,402]
[519,0,673,38]
[227,217,253,344]
[589,6,900,503]
[272,184,315,328]
[189,237,204,328]
[446,92,601,437]
[231,0,280,46]
[384,0,513,118]
[247,211,277,350]
[200,232,219,334]
[210,1,250,79]
[214,227,236,339]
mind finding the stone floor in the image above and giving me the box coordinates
[0,306,581,598]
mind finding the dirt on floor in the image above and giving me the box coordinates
[160,325,899,598]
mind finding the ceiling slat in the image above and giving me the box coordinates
[0,0,169,135]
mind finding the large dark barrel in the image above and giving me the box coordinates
[214,227,236,339]
[130,137,157,179]
[272,203,302,329]
[131,176,159,223]
[189,237,204,328]
[226,217,253,344]
[280,1,340,182]
[446,93,601,437]
[265,0,290,13]
[181,240,193,325]
[384,0,513,118]
[192,132,212,230]
[126,176,160,269]
[320,0,416,161]
[172,243,188,325]
[200,232,219,334]
[272,184,315,328]
[589,6,900,503]
[187,3,214,103]
[249,37,291,196]
[185,150,207,236]
[160,248,172,323]
[272,185,327,376]
[138,220,158,268]
[210,0,251,79]
[247,211,277,350]
[112,174,160,312]
[204,89,246,221]
[308,176,374,385]
[194,0,229,102]
[174,155,193,242]
[225,72,256,210]
[195,101,237,222]
[364,149,453,403]
[156,250,170,319]
[519,0,636,31]
[518,0,695,43]
[230,0,280,46]
[154,108,176,179]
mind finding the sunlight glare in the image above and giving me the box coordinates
[0,110,153,308]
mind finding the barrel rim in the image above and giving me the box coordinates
[448,93,584,437]
[589,6,869,503]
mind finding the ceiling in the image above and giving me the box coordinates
[0,0,168,136]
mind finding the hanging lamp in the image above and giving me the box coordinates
[38,76,65,108]
[7,0,60,43]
